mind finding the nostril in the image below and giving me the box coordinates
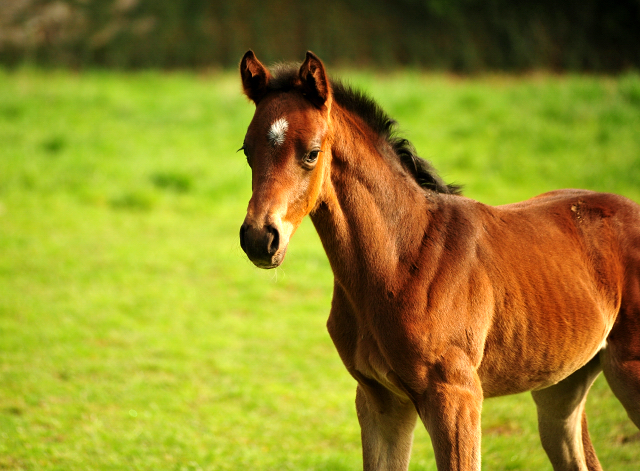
[240,221,282,266]
[239,223,248,254]
[265,224,280,256]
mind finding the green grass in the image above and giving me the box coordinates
[1,67,639,470]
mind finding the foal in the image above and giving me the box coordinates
[238,50,640,470]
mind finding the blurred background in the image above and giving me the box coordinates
[1,0,640,72]
[1,1,640,470]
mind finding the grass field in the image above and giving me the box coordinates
[1,67,639,470]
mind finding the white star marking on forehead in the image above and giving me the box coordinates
[268,118,289,146]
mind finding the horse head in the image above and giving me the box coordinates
[239,50,332,268]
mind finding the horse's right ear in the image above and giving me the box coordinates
[299,51,330,109]
[240,50,271,104]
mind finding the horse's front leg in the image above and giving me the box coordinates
[417,351,483,471]
[356,381,418,471]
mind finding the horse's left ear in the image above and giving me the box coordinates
[299,51,331,108]
[240,50,271,104]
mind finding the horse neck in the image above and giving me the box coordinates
[310,105,434,293]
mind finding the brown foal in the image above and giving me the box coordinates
[238,50,640,470]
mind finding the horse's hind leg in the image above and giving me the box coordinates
[601,303,640,429]
[602,219,640,429]
[531,355,603,471]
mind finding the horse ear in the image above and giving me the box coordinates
[299,51,330,108]
[240,50,271,104]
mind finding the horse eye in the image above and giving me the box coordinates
[305,150,320,165]
[237,145,252,166]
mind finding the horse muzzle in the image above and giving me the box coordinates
[240,220,287,269]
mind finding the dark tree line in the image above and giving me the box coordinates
[1,0,639,71]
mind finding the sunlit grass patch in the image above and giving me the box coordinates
[0,68,638,470]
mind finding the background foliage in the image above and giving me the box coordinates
[1,0,640,71]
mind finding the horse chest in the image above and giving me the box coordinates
[327,289,434,397]
[350,327,421,400]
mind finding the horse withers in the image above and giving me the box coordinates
[237,50,640,470]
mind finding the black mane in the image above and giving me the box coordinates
[266,64,462,195]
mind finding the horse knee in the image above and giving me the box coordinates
[413,356,483,471]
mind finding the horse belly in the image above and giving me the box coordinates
[478,300,616,398]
